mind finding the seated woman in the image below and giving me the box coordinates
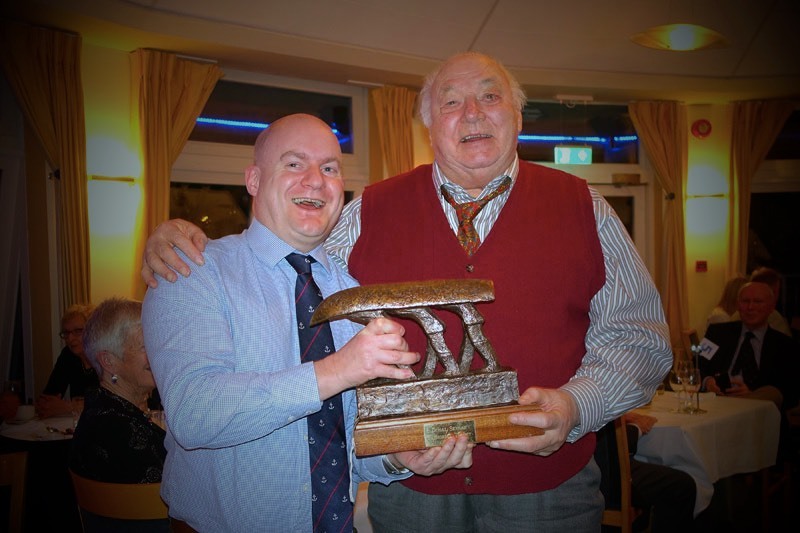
[36,304,99,418]
[69,298,167,532]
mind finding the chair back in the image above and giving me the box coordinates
[594,417,634,533]
[69,470,168,520]
[0,451,28,533]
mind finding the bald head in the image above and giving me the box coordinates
[245,113,345,252]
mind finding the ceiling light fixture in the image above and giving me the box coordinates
[631,23,729,52]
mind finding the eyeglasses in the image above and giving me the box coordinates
[59,328,84,339]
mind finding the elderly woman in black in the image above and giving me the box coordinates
[69,297,167,532]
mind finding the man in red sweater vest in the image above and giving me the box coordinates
[143,53,671,532]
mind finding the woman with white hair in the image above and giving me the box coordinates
[69,297,168,532]
[69,297,166,483]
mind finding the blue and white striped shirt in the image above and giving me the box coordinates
[326,157,672,441]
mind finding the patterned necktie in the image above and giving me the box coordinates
[285,253,353,533]
[731,331,759,388]
[440,176,511,256]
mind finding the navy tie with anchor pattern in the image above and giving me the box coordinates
[286,253,353,533]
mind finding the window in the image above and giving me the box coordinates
[748,191,800,324]
[169,183,355,239]
[519,102,638,164]
[170,183,251,240]
[765,109,800,160]
[190,79,354,153]
[173,72,370,195]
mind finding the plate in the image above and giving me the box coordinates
[5,416,34,425]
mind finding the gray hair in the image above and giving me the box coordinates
[417,51,527,128]
[82,298,142,375]
[738,281,775,300]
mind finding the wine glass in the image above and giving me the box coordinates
[682,367,706,414]
[668,360,689,413]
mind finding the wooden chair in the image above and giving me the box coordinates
[0,451,28,533]
[69,470,168,521]
[595,418,636,533]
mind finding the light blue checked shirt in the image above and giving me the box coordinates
[327,157,672,441]
[142,219,398,532]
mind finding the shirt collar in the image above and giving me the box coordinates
[434,155,519,202]
[741,323,768,343]
[245,218,332,272]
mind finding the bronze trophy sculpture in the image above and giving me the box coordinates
[311,278,542,456]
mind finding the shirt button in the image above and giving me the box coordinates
[464,476,473,486]
[466,264,474,273]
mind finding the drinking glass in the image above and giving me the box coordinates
[683,368,706,414]
[71,396,85,428]
[669,360,689,413]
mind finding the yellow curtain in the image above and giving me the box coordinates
[369,86,417,180]
[131,49,223,297]
[0,20,90,310]
[629,101,688,349]
[728,100,793,276]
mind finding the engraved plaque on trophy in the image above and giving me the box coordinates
[310,279,543,456]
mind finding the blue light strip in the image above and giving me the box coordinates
[196,116,637,146]
[196,117,269,130]
[518,134,638,144]
[196,116,351,146]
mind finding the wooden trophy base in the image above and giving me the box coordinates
[353,402,542,456]
[352,368,542,456]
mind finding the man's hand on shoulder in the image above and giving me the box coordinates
[141,219,208,288]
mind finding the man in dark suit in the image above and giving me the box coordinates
[699,281,798,409]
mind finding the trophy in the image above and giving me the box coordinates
[311,278,542,456]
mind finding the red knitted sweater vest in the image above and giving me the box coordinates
[349,162,605,494]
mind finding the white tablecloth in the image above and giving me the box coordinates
[0,416,75,441]
[633,391,780,516]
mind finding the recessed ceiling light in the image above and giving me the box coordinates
[631,23,729,52]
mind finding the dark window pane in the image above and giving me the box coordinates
[519,102,638,164]
[605,196,634,239]
[189,80,353,153]
[765,109,800,160]
[170,184,251,240]
[169,184,355,239]
[748,192,800,324]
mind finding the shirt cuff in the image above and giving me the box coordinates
[560,377,604,442]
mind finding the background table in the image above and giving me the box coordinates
[1,415,74,442]
[1,416,82,532]
[633,391,780,515]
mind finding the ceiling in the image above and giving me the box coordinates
[6,0,800,104]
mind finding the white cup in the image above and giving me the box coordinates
[15,404,35,421]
